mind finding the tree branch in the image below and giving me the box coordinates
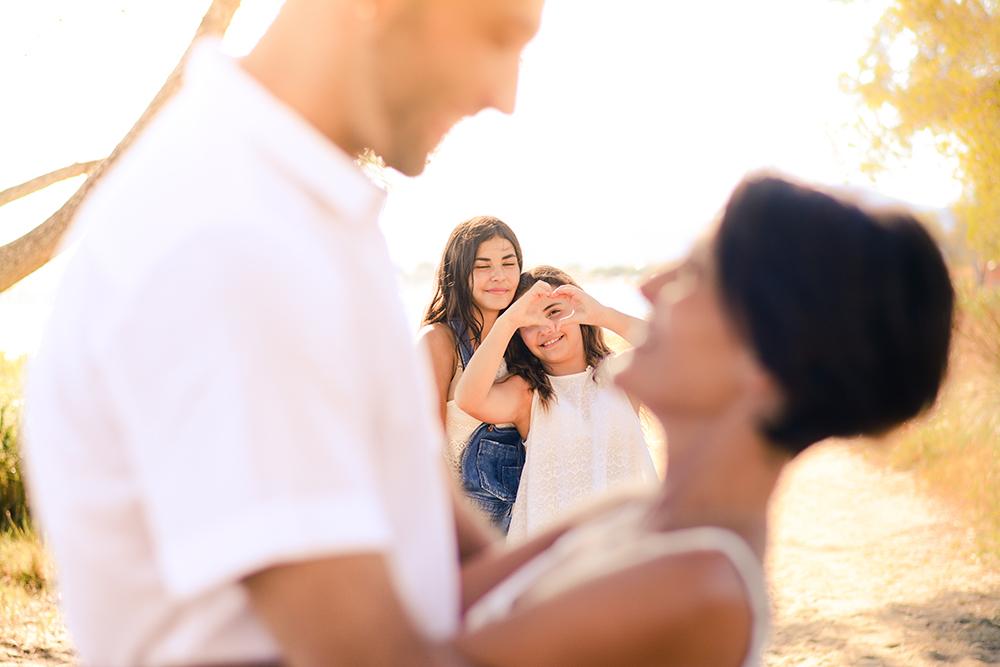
[0,0,243,293]
[0,161,102,209]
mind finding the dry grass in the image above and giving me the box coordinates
[0,355,73,663]
[0,528,71,664]
[874,286,1000,563]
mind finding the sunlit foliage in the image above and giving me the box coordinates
[849,0,1000,258]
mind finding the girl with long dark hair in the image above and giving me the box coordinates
[419,216,525,530]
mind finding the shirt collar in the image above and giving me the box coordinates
[183,39,387,227]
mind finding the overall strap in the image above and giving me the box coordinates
[448,319,475,369]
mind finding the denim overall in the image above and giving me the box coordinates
[451,321,526,534]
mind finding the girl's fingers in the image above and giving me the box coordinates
[561,308,580,323]
[551,284,581,304]
[530,280,554,297]
[555,309,581,330]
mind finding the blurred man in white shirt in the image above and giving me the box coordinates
[24,1,544,664]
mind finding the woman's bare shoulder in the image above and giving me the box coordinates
[418,323,459,387]
[417,322,456,346]
[458,539,753,667]
[418,323,458,358]
[615,548,753,665]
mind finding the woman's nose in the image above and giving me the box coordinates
[640,272,671,303]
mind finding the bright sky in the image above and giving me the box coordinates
[0,0,963,355]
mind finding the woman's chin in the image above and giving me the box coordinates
[476,297,510,314]
[613,355,641,389]
[612,363,629,385]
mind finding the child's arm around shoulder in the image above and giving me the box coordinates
[455,281,554,431]
[453,314,532,430]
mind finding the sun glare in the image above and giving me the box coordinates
[0,0,963,356]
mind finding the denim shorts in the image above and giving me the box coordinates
[460,425,525,534]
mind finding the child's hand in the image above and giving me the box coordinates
[502,281,558,330]
[551,284,605,329]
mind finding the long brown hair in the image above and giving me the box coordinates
[504,266,612,409]
[423,216,523,348]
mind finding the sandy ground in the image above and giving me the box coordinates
[766,441,1000,666]
[2,441,998,665]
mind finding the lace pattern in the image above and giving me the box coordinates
[506,358,657,541]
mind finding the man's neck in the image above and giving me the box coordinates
[240,1,366,157]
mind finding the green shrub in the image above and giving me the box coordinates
[0,356,28,531]
[0,403,27,530]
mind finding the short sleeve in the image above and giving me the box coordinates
[102,228,390,599]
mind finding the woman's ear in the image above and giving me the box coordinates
[735,349,782,424]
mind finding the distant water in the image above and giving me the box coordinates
[398,275,651,333]
[0,270,651,358]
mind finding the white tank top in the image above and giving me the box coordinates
[507,359,657,541]
[466,500,770,667]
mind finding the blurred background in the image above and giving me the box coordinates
[1,1,997,664]
[0,0,976,350]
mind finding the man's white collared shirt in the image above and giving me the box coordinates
[24,41,459,666]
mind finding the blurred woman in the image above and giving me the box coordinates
[455,175,954,667]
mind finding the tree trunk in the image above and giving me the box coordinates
[0,0,242,293]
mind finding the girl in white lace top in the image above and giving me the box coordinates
[450,176,954,667]
[455,265,658,541]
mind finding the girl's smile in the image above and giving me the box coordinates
[539,332,565,349]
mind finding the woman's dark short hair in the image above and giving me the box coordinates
[714,175,954,454]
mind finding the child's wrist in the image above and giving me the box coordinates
[496,311,521,335]
[595,304,615,329]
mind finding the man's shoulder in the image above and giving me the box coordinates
[72,111,327,289]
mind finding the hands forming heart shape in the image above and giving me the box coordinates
[509,281,606,332]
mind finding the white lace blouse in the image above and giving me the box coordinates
[507,358,658,541]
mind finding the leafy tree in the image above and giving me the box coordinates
[849,0,1000,260]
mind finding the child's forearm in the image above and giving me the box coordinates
[454,316,518,413]
[597,307,647,347]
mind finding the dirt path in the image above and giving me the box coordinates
[2,441,997,665]
[766,441,1000,666]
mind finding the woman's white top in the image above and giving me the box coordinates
[507,359,658,541]
[466,501,770,667]
[444,359,511,474]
